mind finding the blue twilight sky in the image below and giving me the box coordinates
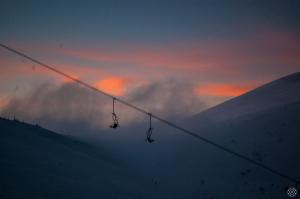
[1,0,299,43]
[0,0,300,110]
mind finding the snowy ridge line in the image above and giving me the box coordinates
[1,42,299,185]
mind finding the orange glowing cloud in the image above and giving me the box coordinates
[94,77,128,96]
[0,97,9,109]
[58,74,79,84]
[62,28,300,80]
[63,47,212,72]
[51,64,108,82]
[0,57,141,97]
[195,84,254,97]
[0,58,108,84]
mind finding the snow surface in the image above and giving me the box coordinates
[192,71,300,122]
[85,72,300,199]
[0,118,156,199]
[1,72,300,199]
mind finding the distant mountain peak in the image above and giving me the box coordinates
[193,71,300,122]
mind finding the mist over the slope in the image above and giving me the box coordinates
[0,79,207,137]
[1,71,300,199]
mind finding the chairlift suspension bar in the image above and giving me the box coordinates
[112,98,115,114]
[149,113,152,128]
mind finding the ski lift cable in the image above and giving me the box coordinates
[0,43,299,184]
[112,98,115,114]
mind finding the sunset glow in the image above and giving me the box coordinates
[0,0,299,110]
[0,1,299,198]
[95,77,128,96]
[195,84,254,97]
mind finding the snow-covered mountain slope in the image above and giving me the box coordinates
[80,72,300,199]
[192,71,300,123]
[1,72,300,199]
[166,71,300,198]
[0,117,155,199]
[187,72,300,170]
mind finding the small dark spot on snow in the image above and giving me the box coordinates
[259,186,265,194]
[240,171,246,177]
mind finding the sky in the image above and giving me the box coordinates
[0,0,300,123]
